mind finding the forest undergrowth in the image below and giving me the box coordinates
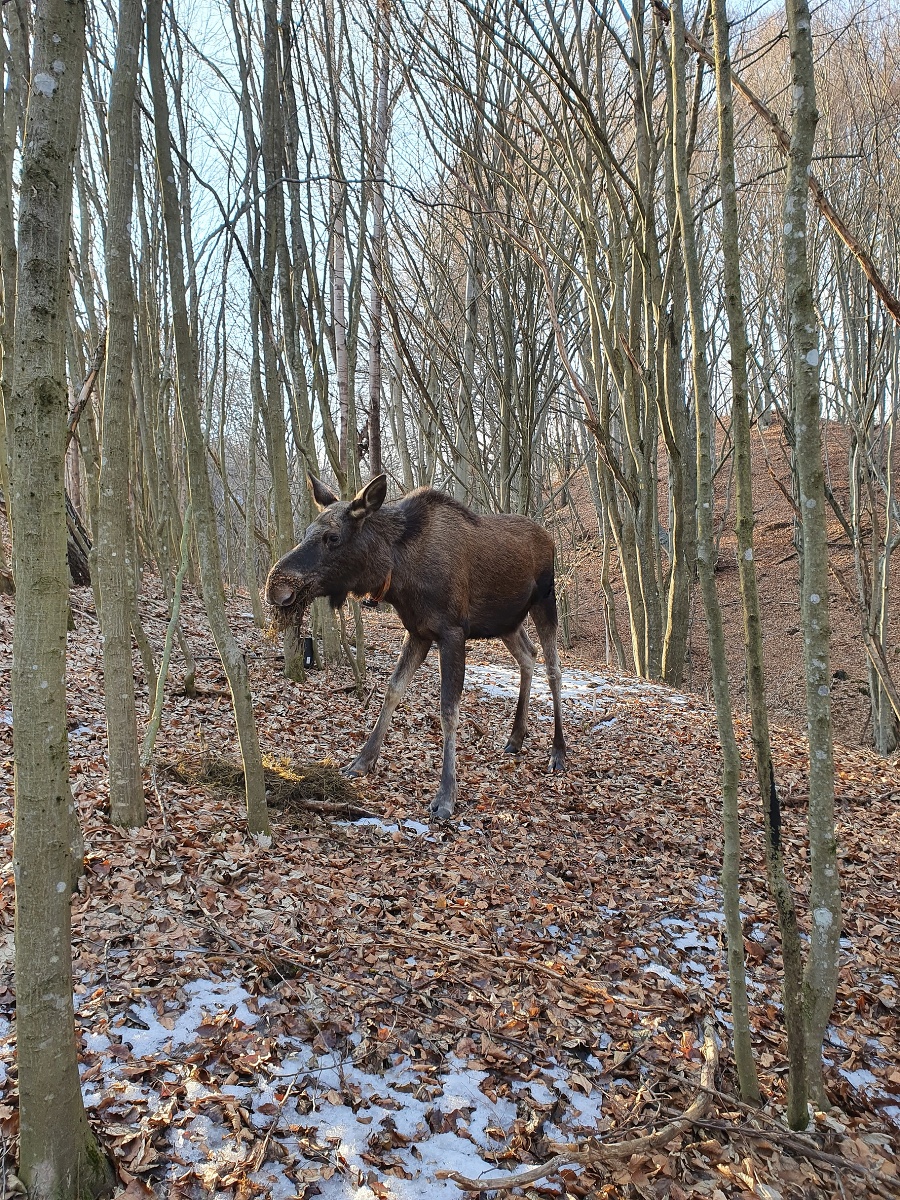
[0,584,897,1198]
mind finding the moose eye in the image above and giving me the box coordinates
[323,531,341,548]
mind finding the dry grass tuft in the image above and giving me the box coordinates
[162,753,378,821]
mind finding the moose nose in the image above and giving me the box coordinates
[268,581,296,608]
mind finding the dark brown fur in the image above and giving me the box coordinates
[265,474,566,819]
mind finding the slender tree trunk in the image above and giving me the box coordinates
[455,244,479,503]
[784,0,841,1110]
[711,0,809,1118]
[244,404,266,627]
[147,0,270,837]
[670,0,760,1108]
[9,0,114,1192]
[367,0,391,476]
[97,0,146,828]
[258,0,304,679]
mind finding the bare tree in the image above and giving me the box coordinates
[783,0,840,1114]
[147,0,270,837]
[96,0,146,828]
[8,0,114,1190]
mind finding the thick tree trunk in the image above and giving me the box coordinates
[97,0,146,828]
[147,0,270,837]
[783,0,841,1110]
[9,0,114,1193]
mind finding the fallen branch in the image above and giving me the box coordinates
[436,1017,718,1191]
[65,330,107,450]
[689,1117,890,1184]
[385,928,670,1010]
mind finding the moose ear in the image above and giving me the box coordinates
[349,474,387,521]
[308,473,340,510]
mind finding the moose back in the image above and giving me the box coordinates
[265,474,566,820]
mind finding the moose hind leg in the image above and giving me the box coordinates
[431,631,465,821]
[344,633,431,778]
[531,597,567,773]
[501,625,537,755]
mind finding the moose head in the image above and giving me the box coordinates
[265,473,389,628]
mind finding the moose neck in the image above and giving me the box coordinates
[351,507,403,601]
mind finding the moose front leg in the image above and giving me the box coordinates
[431,631,466,820]
[343,633,431,779]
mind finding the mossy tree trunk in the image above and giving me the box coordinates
[9,0,114,1193]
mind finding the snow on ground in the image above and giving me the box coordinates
[464,663,689,720]
[79,975,601,1198]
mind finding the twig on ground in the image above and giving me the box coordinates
[435,1016,719,1191]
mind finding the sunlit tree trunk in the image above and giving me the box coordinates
[9,0,114,1191]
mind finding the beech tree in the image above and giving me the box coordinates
[96,0,146,829]
[783,0,841,1112]
[147,0,270,837]
[8,0,113,1192]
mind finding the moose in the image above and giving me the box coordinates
[265,474,567,820]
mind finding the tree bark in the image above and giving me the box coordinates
[784,0,841,1111]
[670,0,760,1109]
[147,0,270,837]
[97,0,146,828]
[710,0,810,1115]
[9,0,114,1192]
[366,0,391,477]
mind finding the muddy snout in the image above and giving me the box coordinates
[264,568,312,628]
[266,575,297,608]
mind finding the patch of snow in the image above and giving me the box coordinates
[344,817,432,837]
[644,962,682,988]
[71,965,626,1197]
[403,819,431,835]
[119,979,259,1058]
[840,1067,879,1091]
[465,664,689,711]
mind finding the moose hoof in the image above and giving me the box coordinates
[548,749,567,774]
[503,739,523,756]
[342,757,373,780]
[429,792,455,822]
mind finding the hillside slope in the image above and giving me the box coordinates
[566,422,900,753]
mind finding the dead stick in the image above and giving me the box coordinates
[65,330,107,451]
[384,929,668,1010]
[436,1017,718,1190]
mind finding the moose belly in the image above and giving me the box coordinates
[465,593,535,640]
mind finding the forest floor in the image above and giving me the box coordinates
[0,560,898,1198]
